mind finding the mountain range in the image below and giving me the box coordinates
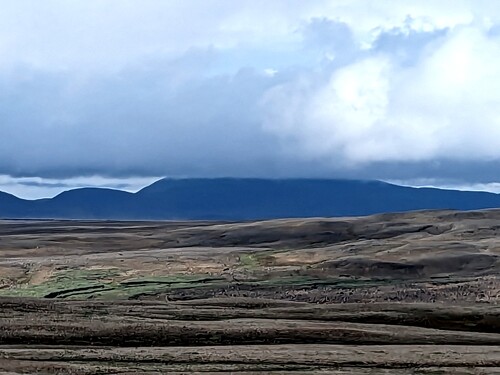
[2,178,500,220]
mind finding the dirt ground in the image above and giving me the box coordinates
[2,209,500,373]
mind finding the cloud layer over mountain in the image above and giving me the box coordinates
[1,0,500,191]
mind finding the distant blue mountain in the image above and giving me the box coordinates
[1,178,500,220]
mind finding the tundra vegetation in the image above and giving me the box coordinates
[2,210,500,373]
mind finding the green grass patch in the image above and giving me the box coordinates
[0,269,226,300]
[239,253,260,268]
[0,267,121,298]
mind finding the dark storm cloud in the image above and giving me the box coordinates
[0,53,284,178]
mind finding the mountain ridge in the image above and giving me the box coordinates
[1,178,500,220]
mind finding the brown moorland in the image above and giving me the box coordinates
[2,209,500,373]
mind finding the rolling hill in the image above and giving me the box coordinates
[1,178,500,220]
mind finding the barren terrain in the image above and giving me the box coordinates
[2,209,500,373]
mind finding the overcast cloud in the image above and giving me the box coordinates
[1,0,500,198]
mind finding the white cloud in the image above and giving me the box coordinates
[389,179,500,194]
[262,24,500,165]
[0,0,491,70]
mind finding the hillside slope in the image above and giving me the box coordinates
[2,178,500,219]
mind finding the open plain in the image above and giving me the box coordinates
[2,209,500,373]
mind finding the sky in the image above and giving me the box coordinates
[2,0,500,198]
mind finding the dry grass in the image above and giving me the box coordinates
[3,210,500,373]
